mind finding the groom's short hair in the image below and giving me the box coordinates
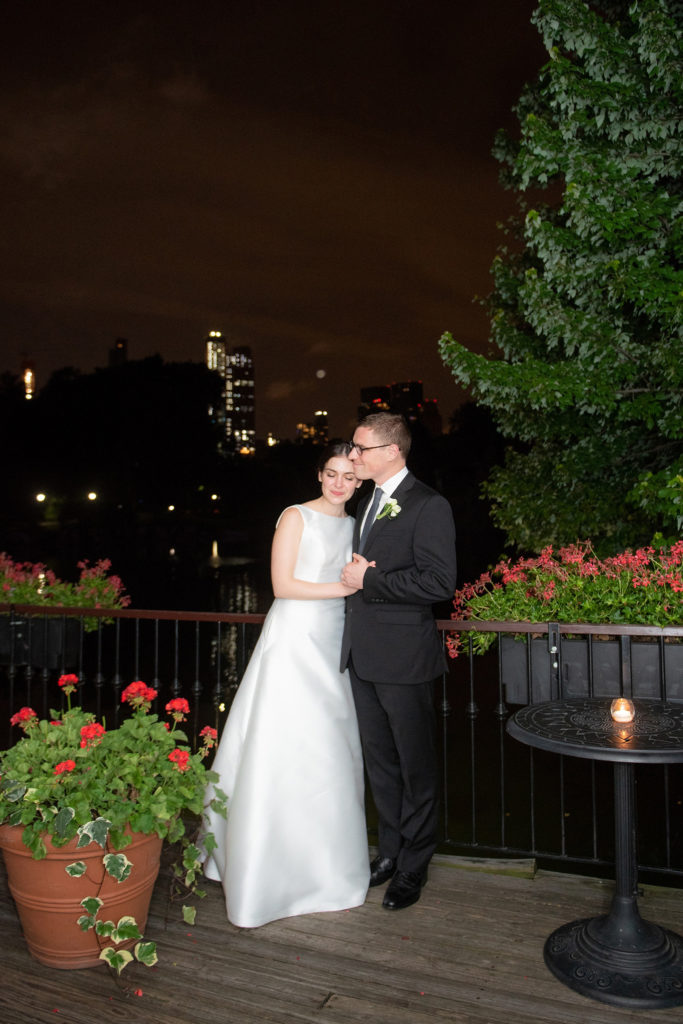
[359,413,411,456]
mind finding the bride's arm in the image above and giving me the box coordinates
[271,507,357,599]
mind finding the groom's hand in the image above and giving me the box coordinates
[341,554,375,590]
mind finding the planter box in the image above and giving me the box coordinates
[501,635,683,705]
[0,616,80,670]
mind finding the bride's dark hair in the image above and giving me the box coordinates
[316,441,352,471]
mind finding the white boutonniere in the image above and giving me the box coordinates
[376,498,401,521]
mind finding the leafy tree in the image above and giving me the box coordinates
[439,0,683,553]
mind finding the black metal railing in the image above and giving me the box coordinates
[2,606,682,884]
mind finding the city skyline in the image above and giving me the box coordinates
[0,1,547,439]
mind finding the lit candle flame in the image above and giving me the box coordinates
[610,697,635,724]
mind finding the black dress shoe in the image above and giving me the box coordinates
[369,855,397,887]
[382,870,427,910]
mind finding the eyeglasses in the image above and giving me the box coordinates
[348,442,393,455]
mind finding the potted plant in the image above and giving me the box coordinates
[0,675,226,973]
[449,540,683,703]
[0,554,131,668]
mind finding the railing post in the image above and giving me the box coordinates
[548,622,560,700]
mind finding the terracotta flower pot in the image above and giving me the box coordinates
[0,824,162,969]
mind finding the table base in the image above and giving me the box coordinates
[544,913,683,1009]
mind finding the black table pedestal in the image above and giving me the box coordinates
[543,762,683,1008]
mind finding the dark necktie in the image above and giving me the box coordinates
[359,487,383,552]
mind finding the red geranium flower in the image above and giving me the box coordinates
[10,707,38,731]
[79,722,106,748]
[121,680,158,709]
[54,760,77,775]
[168,748,190,772]
[165,698,190,723]
[198,725,218,758]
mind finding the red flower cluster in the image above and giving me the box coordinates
[449,539,683,658]
[0,553,58,591]
[75,558,130,609]
[58,673,79,692]
[10,707,37,731]
[165,698,190,723]
[80,722,106,748]
[121,680,158,709]
[199,725,218,757]
[54,760,76,775]
[168,748,190,772]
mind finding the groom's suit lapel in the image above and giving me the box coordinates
[362,473,415,552]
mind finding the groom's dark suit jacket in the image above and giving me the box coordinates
[340,471,457,684]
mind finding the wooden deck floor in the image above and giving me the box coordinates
[2,853,683,1024]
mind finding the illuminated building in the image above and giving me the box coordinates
[296,410,329,445]
[21,360,35,400]
[358,381,442,434]
[205,332,256,454]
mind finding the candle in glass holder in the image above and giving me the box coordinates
[610,697,635,724]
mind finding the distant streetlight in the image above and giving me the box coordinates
[168,504,175,511]
[210,493,219,501]
[35,493,46,503]
[87,492,97,501]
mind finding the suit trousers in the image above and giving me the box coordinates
[349,658,439,875]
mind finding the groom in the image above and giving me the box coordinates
[340,412,457,911]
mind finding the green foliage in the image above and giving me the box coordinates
[439,0,683,552]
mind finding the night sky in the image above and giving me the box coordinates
[1,0,546,439]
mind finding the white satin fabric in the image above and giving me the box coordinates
[203,505,370,927]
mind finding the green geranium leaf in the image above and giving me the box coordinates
[54,806,75,838]
[183,905,197,925]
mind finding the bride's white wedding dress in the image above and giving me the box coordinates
[203,505,370,927]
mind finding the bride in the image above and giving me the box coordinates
[203,442,370,927]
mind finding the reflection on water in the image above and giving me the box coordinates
[207,560,270,698]
[212,560,267,613]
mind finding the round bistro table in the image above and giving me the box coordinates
[507,697,683,1009]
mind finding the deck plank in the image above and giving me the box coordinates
[1,855,682,1023]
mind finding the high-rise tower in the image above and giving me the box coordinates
[205,332,255,453]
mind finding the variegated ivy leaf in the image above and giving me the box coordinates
[2,780,26,803]
[135,941,158,967]
[80,895,103,915]
[111,916,142,943]
[103,851,133,882]
[99,947,134,974]
[76,816,112,849]
[65,860,87,878]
